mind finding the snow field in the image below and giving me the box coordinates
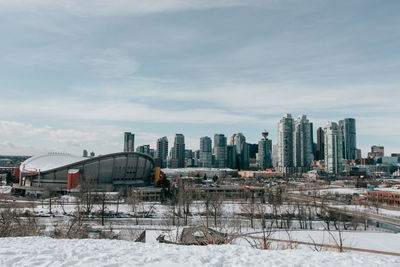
[0,237,399,267]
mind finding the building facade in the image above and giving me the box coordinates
[171,134,185,168]
[136,145,151,156]
[278,114,294,173]
[200,136,212,168]
[258,137,272,170]
[368,145,384,159]
[339,118,357,160]
[316,127,325,160]
[324,122,343,174]
[18,152,155,192]
[156,136,168,168]
[231,133,249,170]
[293,115,313,173]
[227,145,237,169]
[124,132,135,152]
[213,134,227,168]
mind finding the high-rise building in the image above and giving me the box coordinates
[200,136,212,168]
[248,144,259,159]
[356,148,361,160]
[271,144,279,168]
[83,149,88,158]
[309,122,315,159]
[339,118,357,160]
[324,122,343,174]
[293,115,313,173]
[124,132,135,152]
[149,149,155,158]
[258,131,272,170]
[171,134,185,168]
[136,145,151,155]
[231,133,249,169]
[278,114,294,173]
[316,127,325,160]
[213,134,227,168]
[156,137,168,168]
[185,149,194,160]
[227,145,237,169]
[185,149,196,167]
[368,145,384,159]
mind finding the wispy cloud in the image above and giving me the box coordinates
[0,0,249,16]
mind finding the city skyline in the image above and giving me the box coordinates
[1,1,400,156]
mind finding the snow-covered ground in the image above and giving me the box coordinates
[267,230,400,254]
[319,188,366,195]
[0,186,12,194]
[0,237,399,267]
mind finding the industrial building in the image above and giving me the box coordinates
[15,152,155,194]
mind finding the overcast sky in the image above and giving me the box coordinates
[0,0,399,156]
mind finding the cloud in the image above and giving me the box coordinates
[71,79,400,117]
[85,50,140,78]
[0,120,102,148]
[0,141,48,156]
[0,98,259,124]
[0,0,248,17]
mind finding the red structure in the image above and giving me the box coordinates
[67,169,80,191]
[13,167,20,183]
[367,190,400,207]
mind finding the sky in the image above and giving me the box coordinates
[0,0,399,156]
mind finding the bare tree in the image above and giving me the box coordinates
[0,207,38,237]
[127,190,140,225]
[42,187,56,214]
[77,177,96,216]
[210,192,224,228]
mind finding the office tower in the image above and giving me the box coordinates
[309,122,315,160]
[356,148,361,160]
[231,133,249,169]
[258,131,272,170]
[185,149,194,159]
[248,143,258,159]
[293,115,313,173]
[339,118,357,160]
[185,149,195,167]
[316,127,325,160]
[171,134,185,168]
[83,149,88,158]
[278,114,294,173]
[271,144,279,168]
[368,145,384,158]
[124,132,135,152]
[156,136,168,168]
[194,150,200,160]
[213,134,227,168]
[227,145,237,169]
[324,122,343,174]
[136,145,150,155]
[200,136,212,168]
[149,149,155,158]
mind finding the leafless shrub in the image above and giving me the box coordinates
[51,216,89,239]
[0,207,39,237]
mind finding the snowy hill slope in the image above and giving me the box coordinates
[1,237,399,267]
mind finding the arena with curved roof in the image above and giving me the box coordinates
[17,152,155,193]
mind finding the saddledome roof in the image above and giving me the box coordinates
[20,153,86,174]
